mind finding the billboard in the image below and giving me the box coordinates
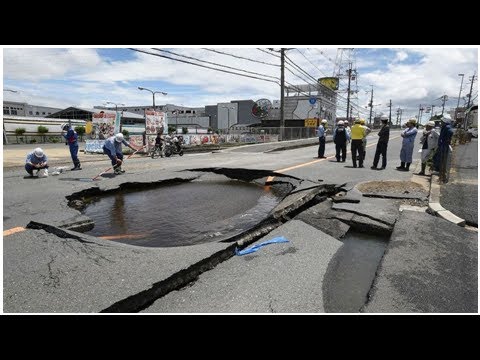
[319,77,339,91]
[92,111,116,139]
[145,110,167,135]
[304,119,318,128]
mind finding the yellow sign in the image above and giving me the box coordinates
[85,121,93,134]
[305,118,318,128]
[319,77,339,91]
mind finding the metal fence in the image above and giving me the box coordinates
[229,127,318,141]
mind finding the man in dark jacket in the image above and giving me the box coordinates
[371,115,390,170]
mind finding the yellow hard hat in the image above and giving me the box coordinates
[359,119,366,125]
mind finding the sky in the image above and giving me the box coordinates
[2,46,478,124]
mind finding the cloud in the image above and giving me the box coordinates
[3,47,478,121]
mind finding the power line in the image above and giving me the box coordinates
[129,48,280,85]
[296,48,329,78]
[152,48,279,80]
[257,48,281,58]
[202,48,280,67]
[284,53,319,84]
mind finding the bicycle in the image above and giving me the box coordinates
[150,145,164,159]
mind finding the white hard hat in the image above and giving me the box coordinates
[426,121,435,127]
[115,133,124,142]
[321,119,328,123]
[337,120,344,125]
[380,115,389,121]
[34,147,44,158]
[61,123,70,130]
[441,115,452,124]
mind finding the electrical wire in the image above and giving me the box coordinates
[130,48,280,85]
[202,48,280,67]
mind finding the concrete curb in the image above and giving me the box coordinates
[428,174,466,227]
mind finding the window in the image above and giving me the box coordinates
[42,112,46,115]
[11,109,18,115]
[3,108,10,115]
[36,112,40,115]
[29,111,33,115]
[48,112,51,115]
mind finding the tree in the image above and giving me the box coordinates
[15,128,26,143]
[122,129,130,138]
[75,126,86,142]
[182,127,188,134]
[37,125,49,143]
[168,125,176,134]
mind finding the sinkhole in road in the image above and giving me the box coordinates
[82,179,290,247]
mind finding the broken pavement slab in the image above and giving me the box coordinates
[363,210,477,313]
[3,226,235,313]
[332,196,400,226]
[142,220,343,313]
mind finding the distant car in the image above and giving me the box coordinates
[467,128,478,138]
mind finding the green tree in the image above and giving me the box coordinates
[168,125,176,134]
[38,125,49,143]
[15,127,26,144]
[75,126,86,142]
[122,129,130,138]
[182,127,188,134]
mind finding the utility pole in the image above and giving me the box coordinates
[388,99,392,125]
[368,86,374,125]
[466,72,476,109]
[346,63,352,123]
[418,105,425,126]
[396,108,402,126]
[456,74,465,120]
[279,48,285,141]
[431,105,435,118]
[440,95,448,116]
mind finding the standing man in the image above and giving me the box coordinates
[359,119,371,161]
[102,133,139,174]
[417,121,439,175]
[433,115,454,180]
[25,147,49,177]
[61,123,81,171]
[317,119,328,158]
[350,118,366,168]
[371,115,390,170]
[396,118,418,171]
[333,120,350,162]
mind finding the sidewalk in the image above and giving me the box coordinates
[427,139,478,227]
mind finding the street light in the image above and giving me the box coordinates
[3,89,18,145]
[105,101,125,113]
[138,87,167,110]
[221,106,235,134]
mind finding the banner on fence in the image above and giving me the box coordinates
[145,110,167,135]
[92,112,116,139]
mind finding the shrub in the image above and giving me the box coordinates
[122,129,130,139]
[38,125,49,143]
[168,125,176,134]
[182,127,188,134]
[75,126,86,141]
[15,128,26,143]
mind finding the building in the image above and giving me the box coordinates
[3,101,62,117]
[262,82,337,128]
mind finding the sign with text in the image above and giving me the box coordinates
[304,118,318,128]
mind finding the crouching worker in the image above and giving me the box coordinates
[102,133,139,174]
[25,147,49,177]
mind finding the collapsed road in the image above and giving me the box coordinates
[3,134,477,313]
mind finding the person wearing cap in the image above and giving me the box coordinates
[350,118,367,168]
[61,123,81,171]
[417,121,439,175]
[102,133,139,174]
[433,115,454,173]
[333,120,350,162]
[25,147,49,177]
[396,118,418,171]
[317,119,328,158]
[371,115,390,170]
